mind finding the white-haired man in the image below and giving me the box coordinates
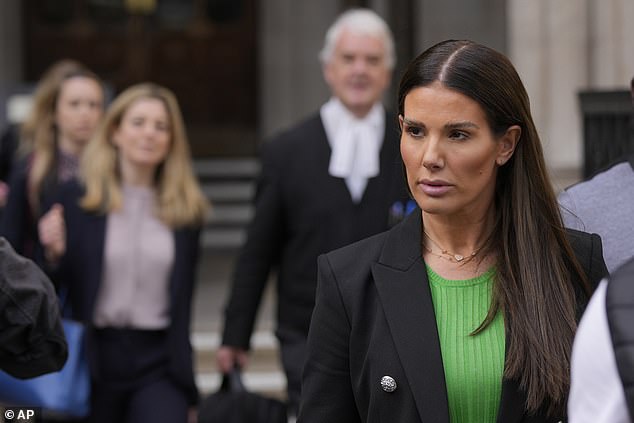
[216,8,409,415]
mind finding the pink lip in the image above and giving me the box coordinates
[418,179,453,197]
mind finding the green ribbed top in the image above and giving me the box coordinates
[427,265,505,423]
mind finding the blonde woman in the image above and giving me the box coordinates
[0,59,104,259]
[40,83,209,423]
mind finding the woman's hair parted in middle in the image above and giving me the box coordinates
[397,39,590,416]
[21,60,105,212]
[79,83,209,227]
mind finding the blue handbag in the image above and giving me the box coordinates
[0,318,90,418]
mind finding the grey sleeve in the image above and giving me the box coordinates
[558,189,586,231]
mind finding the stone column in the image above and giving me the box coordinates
[544,0,589,172]
[509,0,633,182]
[258,0,340,140]
[412,0,507,54]
[0,0,23,128]
[589,0,634,88]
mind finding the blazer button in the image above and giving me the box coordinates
[381,375,397,393]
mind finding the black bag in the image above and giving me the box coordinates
[198,367,288,423]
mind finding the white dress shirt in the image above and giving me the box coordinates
[568,280,631,422]
[320,97,385,203]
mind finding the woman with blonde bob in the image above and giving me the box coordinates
[40,83,209,423]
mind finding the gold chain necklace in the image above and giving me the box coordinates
[423,231,481,263]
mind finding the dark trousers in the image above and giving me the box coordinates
[89,328,188,423]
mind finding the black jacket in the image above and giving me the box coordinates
[0,154,67,263]
[221,111,408,349]
[0,124,19,183]
[53,181,201,404]
[0,237,67,378]
[299,210,608,423]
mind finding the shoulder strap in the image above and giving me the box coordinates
[605,256,634,418]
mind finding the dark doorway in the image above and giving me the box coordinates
[23,0,258,157]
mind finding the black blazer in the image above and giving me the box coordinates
[0,236,68,378]
[1,157,38,258]
[54,181,201,404]
[1,155,68,263]
[0,123,19,183]
[299,210,608,423]
[222,111,408,349]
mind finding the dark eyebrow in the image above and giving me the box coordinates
[402,117,424,127]
[445,121,479,130]
[402,118,479,131]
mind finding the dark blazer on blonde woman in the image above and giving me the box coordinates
[298,209,607,423]
[52,181,200,404]
[1,157,58,260]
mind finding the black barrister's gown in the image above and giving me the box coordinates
[221,111,409,406]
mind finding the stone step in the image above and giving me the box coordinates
[202,181,255,203]
[194,158,258,250]
[194,158,260,180]
[201,228,246,250]
[207,204,254,225]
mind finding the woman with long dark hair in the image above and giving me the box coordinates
[298,40,608,422]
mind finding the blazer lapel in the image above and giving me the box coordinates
[497,378,527,422]
[371,210,530,422]
[371,210,450,422]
